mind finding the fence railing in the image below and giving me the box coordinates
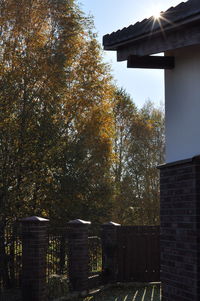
[47,231,69,278]
[0,223,22,291]
[1,224,103,291]
[1,218,160,301]
[88,236,102,275]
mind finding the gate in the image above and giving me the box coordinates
[117,226,160,282]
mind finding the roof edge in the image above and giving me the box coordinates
[103,0,200,51]
[103,13,200,51]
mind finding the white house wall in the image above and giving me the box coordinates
[165,46,200,163]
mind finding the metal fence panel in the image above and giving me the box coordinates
[0,223,22,291]
[88,236,102,275]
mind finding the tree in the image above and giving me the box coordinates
[0,0,164,231]
[49,34,115,225]
[0,0,83,222]
[0,0,116,286]
[111,88,137,222]
[125,101,165,225]
[112,89,165,225]
[0,0,116,228]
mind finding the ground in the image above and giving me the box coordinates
[1,283,161,301]
[86,283,161,301]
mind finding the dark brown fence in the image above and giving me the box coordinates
[0,223,22,291]
[0,224,103,291]
[117,226,160,282]
[1,225,69,291]
[88,236,102,275]
[46,230,103,280]
[1,219,160,300]
[47,229,69,278]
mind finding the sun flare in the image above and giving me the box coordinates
[150,4,162,20]
[153,10,161,19]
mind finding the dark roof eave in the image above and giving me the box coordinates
[103,29,164,51]
[103,12,200,52]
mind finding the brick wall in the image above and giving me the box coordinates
[67,219,91,292]
[21,216,49,301]
[101,222,121,283]
[159,156,200,301]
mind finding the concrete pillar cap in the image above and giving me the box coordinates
[103,221,121,226]
[21,216,49,222]
[68,219,91,225]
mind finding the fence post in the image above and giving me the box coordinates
[101,221,121,283]
[67,219,91,292]
[21,216,49,301]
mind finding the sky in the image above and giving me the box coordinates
[80,0,186,108]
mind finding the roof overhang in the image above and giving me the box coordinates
[103,0,200,66]
[117,19,200,62]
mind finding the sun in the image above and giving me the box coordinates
[149,3,162,20]
[153,9,161,20]
[153,6,161,19]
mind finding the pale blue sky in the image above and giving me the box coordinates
[80,0,186,108]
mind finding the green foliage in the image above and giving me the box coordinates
[0,0,164,229]
[0,0,114,226]
[112,89,165,225]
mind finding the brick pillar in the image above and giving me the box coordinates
[21,216,49,301]
[67,219,91,292]
[101,222,121,283]
[159,156,200,301]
